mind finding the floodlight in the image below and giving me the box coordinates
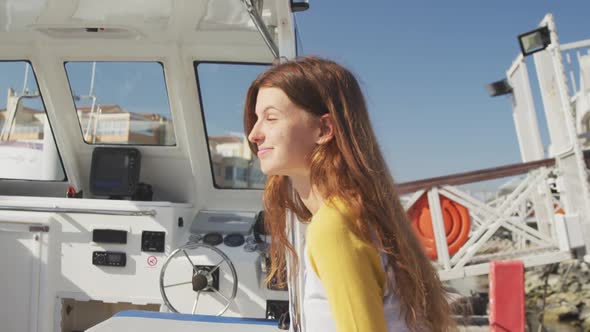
[291,0,309,12]
[518,26,551,56]
[486,79,513,97]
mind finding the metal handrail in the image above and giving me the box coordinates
[0,205,156,216]
[397,157,557,195]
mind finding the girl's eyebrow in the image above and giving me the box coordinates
[255,105,284,117]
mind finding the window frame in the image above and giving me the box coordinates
[63,60,178,147]
[0,60,68,182]
[194,61,270,190]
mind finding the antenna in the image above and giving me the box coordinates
[89,61,96,96]
[82,62,99,141]
[22,63,29,94]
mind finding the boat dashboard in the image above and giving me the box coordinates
[0,145,289,332]
[0,1,300,331]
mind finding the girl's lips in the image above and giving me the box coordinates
[257,148,272,157]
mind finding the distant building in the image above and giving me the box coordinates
[1,104,174,145]
[76,104,174,145]
[209,135,265,189]
[1,103,264,188]
[0,106,45,140]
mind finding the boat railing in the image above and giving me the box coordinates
[561,39,590,104]
[397,154,585,280]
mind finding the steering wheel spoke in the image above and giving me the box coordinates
[209,260,224,274]
[192,291,201,314]
[182,249,198,273]
[213,288,231,305]
[164,280,193,288]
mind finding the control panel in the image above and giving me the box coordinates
[92,251,127,267]
[141,231,165,252]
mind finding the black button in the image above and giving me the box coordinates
[224,233,245,247]
[203,233,223,246]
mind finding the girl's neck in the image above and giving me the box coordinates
[289,173,324,216]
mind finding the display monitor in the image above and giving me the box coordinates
[90,147,141,197]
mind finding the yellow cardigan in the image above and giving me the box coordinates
[305,198,389,332]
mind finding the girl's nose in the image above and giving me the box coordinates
[248,122,263,144]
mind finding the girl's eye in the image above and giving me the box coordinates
[266,116,277,121]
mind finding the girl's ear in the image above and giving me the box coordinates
[316,113,335,145]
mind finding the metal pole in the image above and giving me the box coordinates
[242,0,279,59]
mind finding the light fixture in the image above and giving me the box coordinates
[291,0,309,12]
[486,79,513,97]
[518,26,551,56]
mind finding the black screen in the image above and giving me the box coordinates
[90,147,141,196]
[107,253,122,263]
[93,229,127,244]
[93,155,128,189]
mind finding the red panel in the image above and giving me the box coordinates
[489,260,525,332]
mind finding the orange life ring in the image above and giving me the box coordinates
[407,193,471,260]
[528,202,564,216]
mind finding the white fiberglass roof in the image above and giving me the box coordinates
[0,0,276,44]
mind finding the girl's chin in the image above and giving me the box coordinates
[259,165,275,176]
[260,166,286,177]
[262,169,280,176]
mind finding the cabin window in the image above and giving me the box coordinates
[0,61,66,181]
[64,62,176,146]
[195,62,269,189]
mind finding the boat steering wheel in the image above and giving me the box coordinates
[159,242,238,315]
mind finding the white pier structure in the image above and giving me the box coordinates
[401,13,590,281]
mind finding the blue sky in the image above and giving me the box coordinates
[2,2,589,184]
[293,1,590,182]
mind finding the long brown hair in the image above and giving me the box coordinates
[244,57,455,331]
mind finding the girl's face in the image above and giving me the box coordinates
[248,87,322,177]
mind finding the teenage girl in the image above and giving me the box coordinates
[244,57,455,332]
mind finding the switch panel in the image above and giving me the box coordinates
[141,231,165,252]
